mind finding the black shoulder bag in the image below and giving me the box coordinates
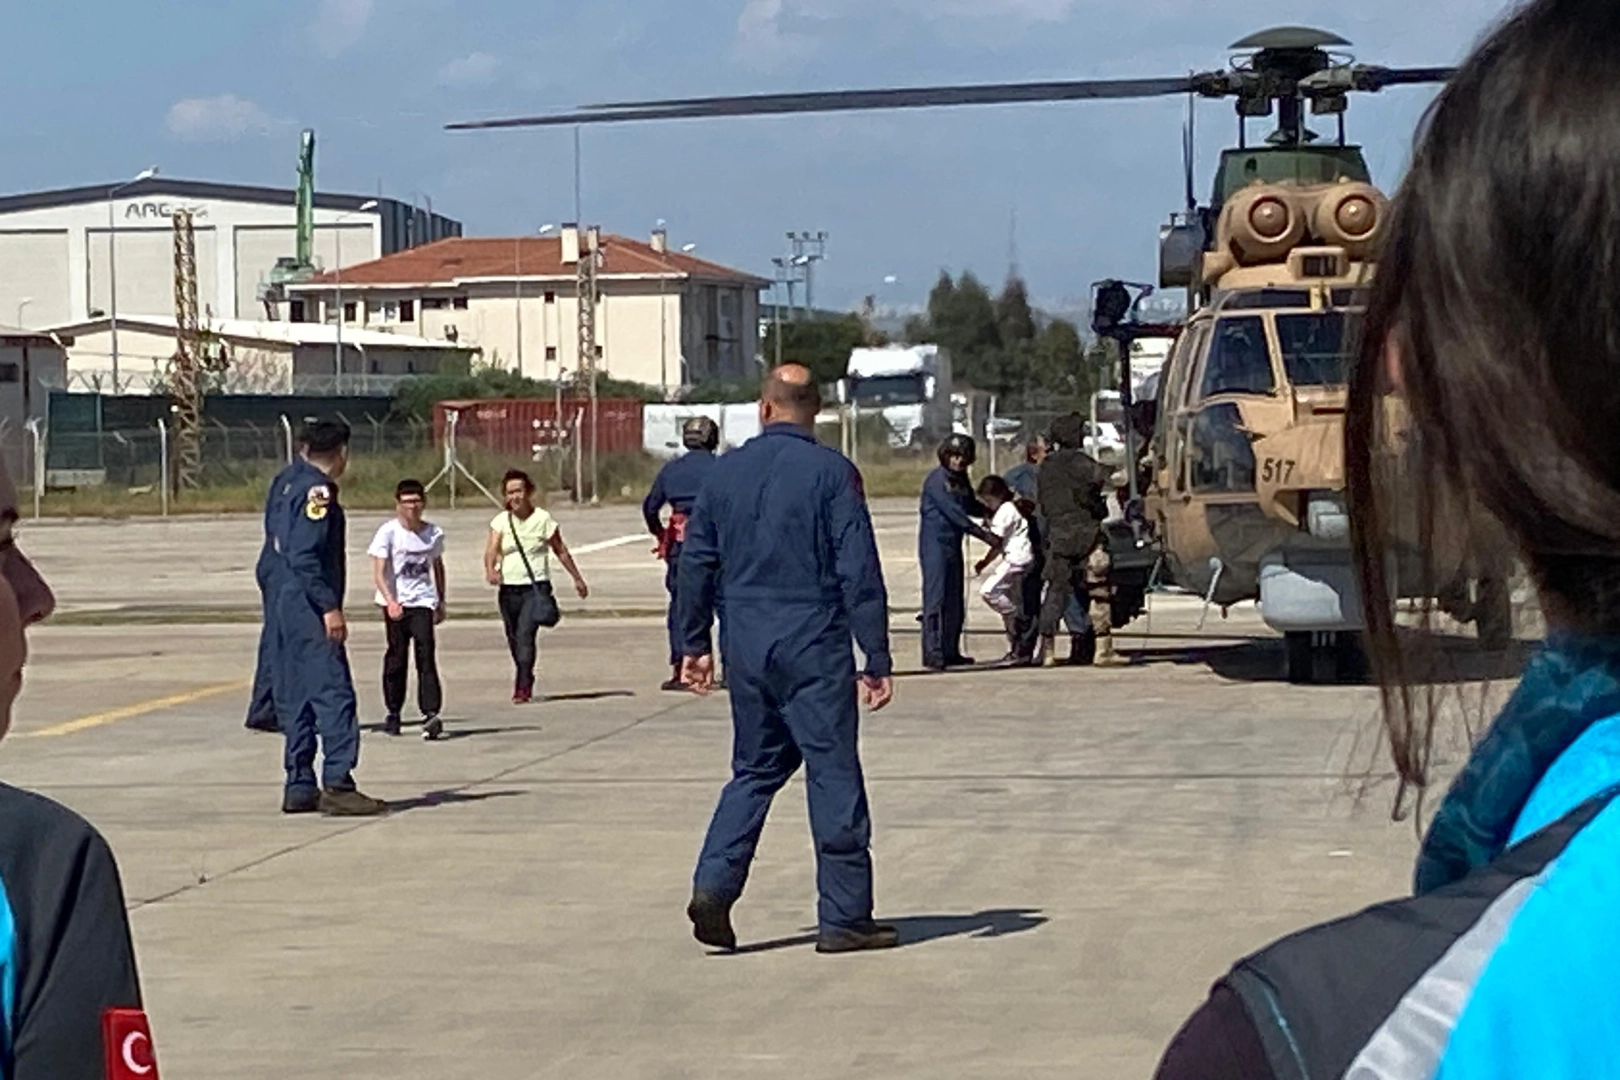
[507,513,561,628]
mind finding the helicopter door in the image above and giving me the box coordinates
[1171,315,1276,596]
[1155,321,1210,586]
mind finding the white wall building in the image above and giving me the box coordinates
[286,226,769,393]
[41,315,477,396]
[0,178,460,390]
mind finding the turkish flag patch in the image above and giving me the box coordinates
[103,1008,159,1079]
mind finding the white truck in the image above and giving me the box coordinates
[838,344,955,450]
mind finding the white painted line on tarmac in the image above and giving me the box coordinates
[572,533,652,555]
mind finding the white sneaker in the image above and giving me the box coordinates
[421,715,444,741]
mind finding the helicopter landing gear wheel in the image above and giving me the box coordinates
[1285,631,1362,684]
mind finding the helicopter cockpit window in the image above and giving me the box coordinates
[1276,311,1362,387]
[1188,402,1257,494]
[1198,316,1276,398]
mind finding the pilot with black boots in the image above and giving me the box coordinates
[919,434,1000,670]
[678,364,898,955]
[262,419,386,817]
[644,416,720,691]
[1036,413,1125,668]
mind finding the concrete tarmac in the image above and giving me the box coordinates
[5,499,1509,1079]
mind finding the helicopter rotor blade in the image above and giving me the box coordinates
[446,75,1195,130]
[1358,65,1457,89]
[1183,89,1197,212]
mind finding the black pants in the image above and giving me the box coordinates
[498,584,552,692]
[1039,551,1088,637]
[383,607,443,717]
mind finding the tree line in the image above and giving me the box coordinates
[763,270,1117,410]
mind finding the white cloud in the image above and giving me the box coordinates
[312,0,376,57]
[436,51,501,87]
[165,95,284,142]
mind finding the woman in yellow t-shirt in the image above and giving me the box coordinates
[482,468,590,703]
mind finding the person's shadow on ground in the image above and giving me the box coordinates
[387,789,526,813]
[727,908,1048,955]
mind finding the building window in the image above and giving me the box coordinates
[544,291,556,305]
[452,295,469,310]
[0,364,18,384]
[343,301,357,322]
[384,301,398,320]
[545,346,558,361]
[423,297,448,311]
[369,359,380,374]
[400,299,415,322]
[595,345,603,358]
[290,300,307,323]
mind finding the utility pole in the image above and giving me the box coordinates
[170,210,203,492]
[577,225,600,503]
[786,231,827,319]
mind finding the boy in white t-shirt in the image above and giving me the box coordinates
[973,475,1037,665]
[368,478,447,739]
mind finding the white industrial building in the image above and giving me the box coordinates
[286,226,769,393]
[0,326,68,482]
[41,315,479,396]
[0,177,460,391]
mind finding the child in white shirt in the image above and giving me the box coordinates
[974,475,1037,664]
[368,478,447,740]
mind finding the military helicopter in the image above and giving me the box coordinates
[448,28,1505,682]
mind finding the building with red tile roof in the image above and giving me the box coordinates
[286,226,768,392]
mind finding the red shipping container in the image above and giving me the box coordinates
[432,398,645,460]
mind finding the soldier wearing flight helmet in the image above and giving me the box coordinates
[918,433,1000,670]
[644,416,721,690]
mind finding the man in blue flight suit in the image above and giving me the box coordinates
[245,432,312,734]
[643,415,720,691]
[262,419,386,817]
[918,433,1000,671]
[676,364,898,955]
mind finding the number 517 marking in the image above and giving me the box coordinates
[1261,458,1296,484]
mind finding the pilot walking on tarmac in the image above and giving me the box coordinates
[643,416,720,691]
[919,434,1000,670]
[678,364,899,955]
[263,419,387,816]
[245,431,310,734]
[1037,413,1126,668]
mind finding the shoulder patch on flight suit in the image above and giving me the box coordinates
[305,484,331,521]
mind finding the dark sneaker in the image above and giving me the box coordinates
[281,789,320,815]
[247,720,280,734]
[687,891,738,952]
[319,788,388,817]
[945,656,976,668]
[383,714,402,737]
[661,678,687,692]
[513,685,532,705]
[421,715,444,741]
[816,921,900,954]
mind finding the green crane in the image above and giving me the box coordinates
[267,129,318,298]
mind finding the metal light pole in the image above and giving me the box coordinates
[517,224,556,379]
[14,298,31,329]
[107,166,158,394]
[333,199,378,394]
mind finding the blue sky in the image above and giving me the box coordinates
[3,0,1515,315]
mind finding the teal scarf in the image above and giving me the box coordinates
[1415,632,1620,894]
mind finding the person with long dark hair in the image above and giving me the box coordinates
[484,469,589,704]
[1156,2,1620,1074]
